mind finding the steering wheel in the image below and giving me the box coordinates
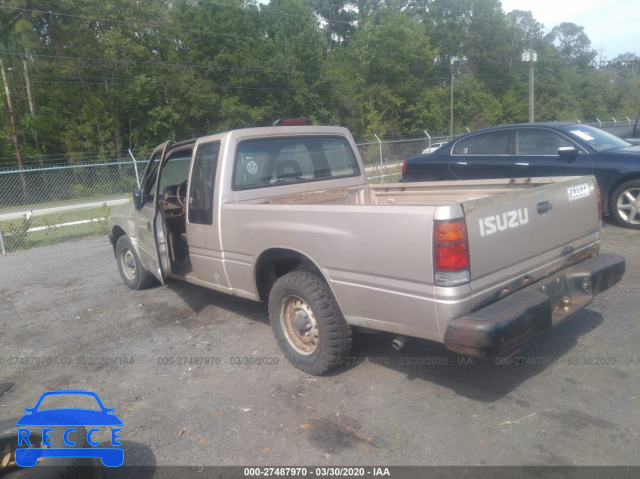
[176,180,188,214]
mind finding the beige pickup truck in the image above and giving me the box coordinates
[108,122,625,374]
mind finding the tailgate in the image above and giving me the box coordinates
[462,176,601,310]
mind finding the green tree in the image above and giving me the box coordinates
[308,0,357,47]
[330,10,437,136]
[452,74,502,131]
[546,22,596,66]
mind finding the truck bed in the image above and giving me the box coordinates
[222,175,602,341]
[258,177,580,207]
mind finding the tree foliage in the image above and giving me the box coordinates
[0,0,637,167]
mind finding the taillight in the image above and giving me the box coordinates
[435,243,469,271]
[402,159,407,175]
[434,219,470,287]
[596,186,602,221]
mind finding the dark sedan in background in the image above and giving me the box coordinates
[402,123,640,229]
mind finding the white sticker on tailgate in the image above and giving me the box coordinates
[568,183,589,201]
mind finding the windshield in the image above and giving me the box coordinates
[562,124,631,152]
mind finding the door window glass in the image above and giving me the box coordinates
[158,149,192,193]
[143,152,162,203]
[452,131,510,155]
[515,129,573,155]
[189,142,220,225]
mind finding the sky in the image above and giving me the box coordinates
[500,0,640,58]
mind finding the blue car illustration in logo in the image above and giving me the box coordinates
[15,390,124,467]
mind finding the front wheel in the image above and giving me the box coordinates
[116,235,156,290]
[269,270,352,375]
[611,180,640,229]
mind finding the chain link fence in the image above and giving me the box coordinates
[358,133,451,183]
[3,115,634,254]
[1,135,450,254]
[0,160,146,254]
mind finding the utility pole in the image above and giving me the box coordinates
[23,59,41,154]
[529,53,534,122]
[450,72,454,137]
[1,59,29,203]
[522,49,537,122]
[23,60,37,117]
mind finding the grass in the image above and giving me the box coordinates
[0,194,128,215]
[366,165,402,183]
[21,221,111,250]
[0,204,113,253]
[29,206,112,228]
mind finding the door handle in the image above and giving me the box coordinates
[515,162,529,166]
[537,201,553,214]
[454,161,467,165]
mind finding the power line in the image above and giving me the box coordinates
[2,46,562,87]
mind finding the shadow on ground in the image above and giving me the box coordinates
[342,309,604,402]
[164,279,269,326]
[102,440,156,478]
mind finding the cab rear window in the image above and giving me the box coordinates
[233,136,360,190]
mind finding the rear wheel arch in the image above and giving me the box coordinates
[254,248,327,301]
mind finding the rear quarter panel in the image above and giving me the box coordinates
[220,203,444,341]
[402,151,456,181]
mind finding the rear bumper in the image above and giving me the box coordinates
[443,253,625,357]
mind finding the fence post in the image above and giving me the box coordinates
[373,134,384,182]
[596,118,602,127]
[0,228,6,255]
[424,130,431,151]
[128,149,141,189]
[612,117,617,126]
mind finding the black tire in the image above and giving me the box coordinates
[610,180,640,229]
[115,235,156,290]
[0,419,103,478]
[269,270,352,375]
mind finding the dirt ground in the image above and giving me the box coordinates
[0,220,639,473]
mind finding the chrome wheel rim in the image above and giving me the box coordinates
[120,247,137,282]
[616,187,640,225]
[281,295,319,355]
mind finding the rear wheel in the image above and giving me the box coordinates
[116,235,156,289]
[269,270,351,375]
[611,180,640,229]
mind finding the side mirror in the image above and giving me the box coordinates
[133,188,143,210]
[558,146,578,158]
